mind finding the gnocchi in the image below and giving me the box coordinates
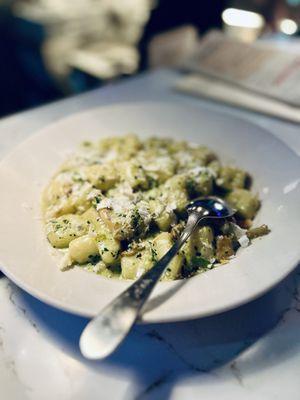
[43,134,269,280]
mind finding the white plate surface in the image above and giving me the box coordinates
[0,102,299,322]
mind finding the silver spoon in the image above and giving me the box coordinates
[80,196,235,359]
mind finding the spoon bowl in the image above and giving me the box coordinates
[188,196,236,219]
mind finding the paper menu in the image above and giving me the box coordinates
[184,31,300,107]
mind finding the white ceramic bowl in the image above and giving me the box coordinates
[0,102,299,322]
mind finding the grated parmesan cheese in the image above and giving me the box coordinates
[238,235,250,248]
[96,198,113,210]
[59,252,73,271]
[188,166,217,179]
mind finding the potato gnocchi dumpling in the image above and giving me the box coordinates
[42,134,269,280]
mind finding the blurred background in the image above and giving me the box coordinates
[0,0,299,118]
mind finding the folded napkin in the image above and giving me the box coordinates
[174,74,300,124]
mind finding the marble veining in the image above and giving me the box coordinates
[146,329,208,373]
[6,281,40,333]
[0,320,26,393]
[229,361,244,386]
[1,264,300,399]
[0,70,300,399]
[134,372,172,400]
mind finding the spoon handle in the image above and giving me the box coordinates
[80,210,207,359]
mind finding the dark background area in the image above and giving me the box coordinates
[0,0,299,118]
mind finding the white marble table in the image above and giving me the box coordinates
[0,70,299,400]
